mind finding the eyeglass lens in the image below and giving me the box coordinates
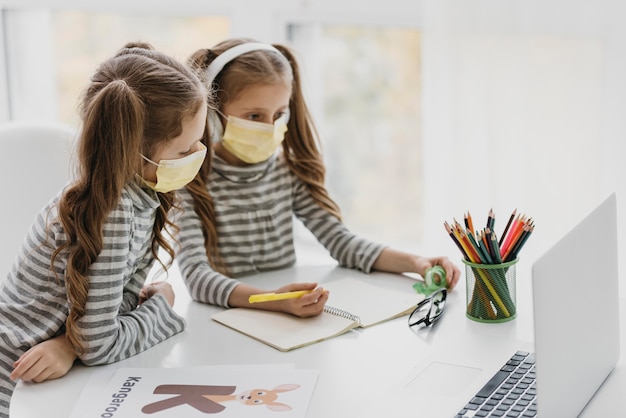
[408,288,446,327]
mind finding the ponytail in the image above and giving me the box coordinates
[53,44,206,354]
[54,79,145,354]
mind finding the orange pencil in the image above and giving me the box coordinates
[459,230,482,263]
[504,223,531,262]
[501,215,526,259]
[503,218,532,261]
[481,230,492,258]
[464,212,475,238]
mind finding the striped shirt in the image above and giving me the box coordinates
[0,181,185,417]
[175,153,386,307]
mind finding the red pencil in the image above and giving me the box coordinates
[506,222,534,262]
[459,230,482,263]
[501,215,527,260]
[500,214,523,258]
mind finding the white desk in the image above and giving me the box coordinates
[10,261,625,417]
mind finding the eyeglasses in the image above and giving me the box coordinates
[408,288,447,328]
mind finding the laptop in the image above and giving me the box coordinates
[391,193,620,418]
[457,194,619,418]
[528,192,620,417]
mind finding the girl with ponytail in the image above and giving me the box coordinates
[177,38,460,319]
[0,42,208,417]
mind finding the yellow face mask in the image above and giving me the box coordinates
[221,115,288,164]
[141,143,207,193]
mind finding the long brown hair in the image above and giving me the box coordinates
[187,38,341,275]
[53,42,207,354]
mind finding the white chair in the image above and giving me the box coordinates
[0,120,76,279]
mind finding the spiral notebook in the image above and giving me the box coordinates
[211,276,424,351]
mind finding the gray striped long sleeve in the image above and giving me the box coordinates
[175,153,385,307]
[0,181,185,417]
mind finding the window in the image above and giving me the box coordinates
[52,12,230,126]
[5,9,425,252]
[292,25,422,248]
[3,9,229,125]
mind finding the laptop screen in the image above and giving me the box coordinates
[531,193,620,417]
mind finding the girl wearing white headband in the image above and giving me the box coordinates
[177,38,460,317]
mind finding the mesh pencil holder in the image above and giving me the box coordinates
[462,258,518,323]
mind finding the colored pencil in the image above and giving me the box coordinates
[487,208,495,230]
[480,231,493,259]
[507,223,534,261]
[444,208,534,320]
[502,217,525,261]
[499,209,516,246]
[444,221,468,259]
[488,230,503,264]
[500,214,523,258]
[465,212,475,238]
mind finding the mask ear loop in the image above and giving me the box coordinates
[137,154,157,188]
[140,154,161,167]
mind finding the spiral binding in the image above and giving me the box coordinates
[324,305,361,325]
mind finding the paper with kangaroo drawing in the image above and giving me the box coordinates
[69,364,319,418]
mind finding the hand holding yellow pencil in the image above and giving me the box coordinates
[249,289,325,304]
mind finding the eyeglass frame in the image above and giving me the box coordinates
[408,287,447,328]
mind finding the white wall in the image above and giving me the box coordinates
[1,0,625,295]
[420,1,626,281]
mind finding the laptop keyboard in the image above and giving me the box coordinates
[455,351,537,417]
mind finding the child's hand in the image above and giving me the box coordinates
[140,281,176,307]
[10,335,76,382]
[415,256,461,290]
[274,282,329,318]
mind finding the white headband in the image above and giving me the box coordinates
[205,42,283,85]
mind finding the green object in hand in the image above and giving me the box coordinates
[413,265,447,296]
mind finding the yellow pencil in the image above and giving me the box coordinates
[248,290,314,303]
